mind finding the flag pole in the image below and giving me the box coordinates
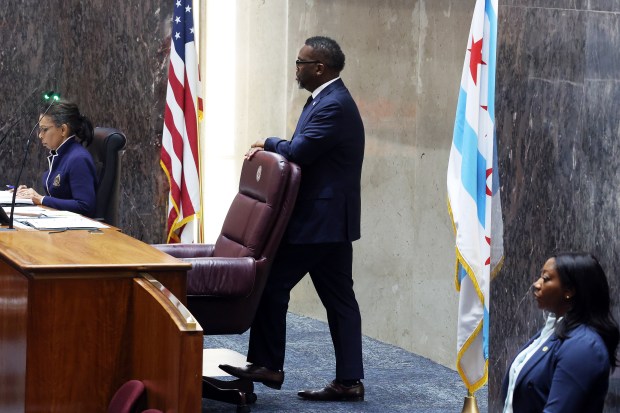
[461,390,480,413]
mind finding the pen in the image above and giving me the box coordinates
[5,185,14,190]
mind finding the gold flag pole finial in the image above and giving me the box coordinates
[461,390,480,413]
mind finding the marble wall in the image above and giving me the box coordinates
[0,0,172,242]
[491,1,620,411]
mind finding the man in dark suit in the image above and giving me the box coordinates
[220,36,365,401]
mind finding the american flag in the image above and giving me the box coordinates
[160,0,202,243]
[447,0,503,395]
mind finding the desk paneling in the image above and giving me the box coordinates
[0,261,28,413]
[132,278,202,412]
[25,275,134,411]
[0,229,199,412]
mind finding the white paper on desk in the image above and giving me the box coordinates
[17,216,109,230]
[40,210,82,218]
[0,190,34,205]
[3,206,47,217]
[2,206,75,219]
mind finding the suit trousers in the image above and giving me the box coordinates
[247,241,364,380]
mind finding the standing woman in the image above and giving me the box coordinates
[16,99,97,217]
[502,252,619,413]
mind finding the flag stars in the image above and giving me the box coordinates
[175,16,181,24]
[190,27,195,34]
[174,32,181,40]
[186,5,191,12]
[485,168,493,196]
[176,0,181,7]
[468,36,486,85]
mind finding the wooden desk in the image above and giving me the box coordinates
[0,229,203,412]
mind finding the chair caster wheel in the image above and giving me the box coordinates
[247,393,257,404]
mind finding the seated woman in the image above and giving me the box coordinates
[502,252,619,413]
[16,99,97,217]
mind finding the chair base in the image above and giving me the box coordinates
[202,376,257,413]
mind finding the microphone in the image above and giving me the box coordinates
[1,92,60,230]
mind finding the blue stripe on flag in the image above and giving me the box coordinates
[486,2,499,195]
[452,88,467,153]
[485,2,497,120]
[460,121,487,226]
[483,305,490,359]
[457,262,468,285]
[453,87,488,226]
[476,150,487,226]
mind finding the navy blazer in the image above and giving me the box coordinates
[41,137,97,217]
[501,324,611,413]
[264,79,364,244]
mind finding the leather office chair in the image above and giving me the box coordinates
[153,151,301,412]
[88,127,127,227]
[108,380,146,413]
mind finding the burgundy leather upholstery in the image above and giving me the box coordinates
[108,380,145,413]
[154,151,301,335]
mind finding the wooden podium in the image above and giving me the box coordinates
[0,228,203,412]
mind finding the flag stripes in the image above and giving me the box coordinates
[160,0,202,243]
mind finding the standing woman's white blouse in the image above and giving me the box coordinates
[503,314,560,413]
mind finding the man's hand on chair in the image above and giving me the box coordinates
[245,138,266,160]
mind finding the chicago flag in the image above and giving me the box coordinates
[447,0,504,393]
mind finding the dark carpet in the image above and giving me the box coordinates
[202,313,488,413]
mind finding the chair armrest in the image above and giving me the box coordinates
[185,257,256,297]
[152,243,215,258]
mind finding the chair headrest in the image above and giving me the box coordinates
[213,151,292,258]
[238,151,288,208]
[91,127,127,160]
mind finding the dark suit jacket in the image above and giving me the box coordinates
[42,137,97,217]
[264,79,364,244]
[501,324,611,413]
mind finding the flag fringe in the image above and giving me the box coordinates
[160,159,201,243]
[448,194,491,394]
[456,320,488,393]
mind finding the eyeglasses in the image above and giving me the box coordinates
[295,59,321,67]
[38,125,55,134]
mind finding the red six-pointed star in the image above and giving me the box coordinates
[468,36,486,85]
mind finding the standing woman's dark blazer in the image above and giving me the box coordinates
[501,324,611,413]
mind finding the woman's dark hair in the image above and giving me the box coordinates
[553,252,619,369]
[305,36,345,71]
[40,99,94,146]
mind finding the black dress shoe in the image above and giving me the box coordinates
[298,380,364,401]
[219,363,284,390]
